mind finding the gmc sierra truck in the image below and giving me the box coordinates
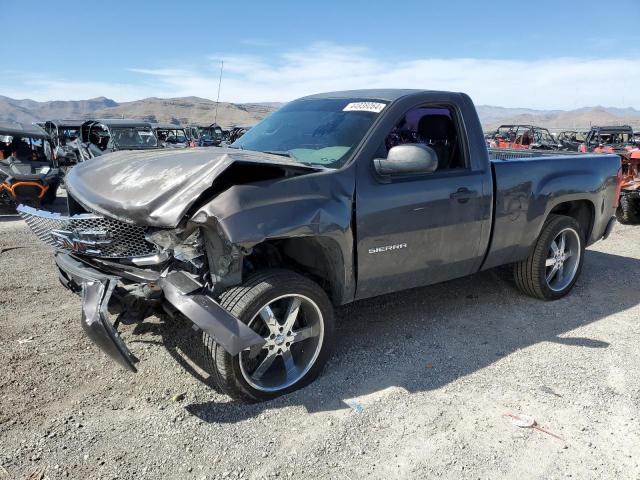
[19,89,621,402]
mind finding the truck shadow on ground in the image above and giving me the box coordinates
[152,249,637,424]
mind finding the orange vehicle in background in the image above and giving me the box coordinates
[487,124,561,150]
[578,125,640,223]
[0,122,60,208]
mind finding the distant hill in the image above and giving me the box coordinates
[1,95,639,131]
[93,97,280,127]
[0,96,118,123]
[477,105,640,132]
[0,95,281,128]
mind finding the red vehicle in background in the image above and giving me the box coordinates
[487,124,561,150]
[578,125,640,223]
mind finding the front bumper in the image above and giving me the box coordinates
[55,253,265,371]
[56,253,139,371]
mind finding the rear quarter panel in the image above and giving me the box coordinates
[482,154,620,270]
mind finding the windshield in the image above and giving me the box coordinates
[161,129,187,144]
[596,131,633,145]
[199,127,221,141]
[111,127,158,148]
[534,129,555,144]
[232,98,389,168]
[0,135,51,162]
[60,127,79,144]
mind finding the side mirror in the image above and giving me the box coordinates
[374,144,438,177]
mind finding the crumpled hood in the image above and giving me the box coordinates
[66,147,312,227]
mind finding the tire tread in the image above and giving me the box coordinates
[202,269,333,402]
[513,214,584,300]
[616,195,640,225]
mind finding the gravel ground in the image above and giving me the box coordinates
[1,201,639,480]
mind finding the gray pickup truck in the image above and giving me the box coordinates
[19,89,621,402]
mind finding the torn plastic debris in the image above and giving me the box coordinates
[505,413,564,441]
[344,399,365,413]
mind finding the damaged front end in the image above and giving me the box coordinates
[17,204,264,371]
[18,144,355,374]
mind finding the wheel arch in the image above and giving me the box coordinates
[547,199,595,242]
[245,235,355,306]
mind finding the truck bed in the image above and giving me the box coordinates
[481,149,620,270]
[488,148,583,161]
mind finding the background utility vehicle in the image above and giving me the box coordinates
[577,125,640,224]
[183,124,223,147]
[227,125,253,144]
[487,124,561,150]
[150,123,190,149]
[76,119,159,160]
[42,119,83,166]
[0,122,59,207]
[557,130,586,151]
[579,125,635,154]
[20,89,620,402]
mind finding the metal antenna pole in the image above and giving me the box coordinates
[214,60,224,125]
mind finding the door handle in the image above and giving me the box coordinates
[450,187,478,203]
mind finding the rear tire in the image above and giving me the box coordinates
[202,269,335,402]
[514,215,585,300]
[616,194,640,225]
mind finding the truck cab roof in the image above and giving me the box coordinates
[302,89,429,102]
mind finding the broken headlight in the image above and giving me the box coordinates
[145,228,205,274]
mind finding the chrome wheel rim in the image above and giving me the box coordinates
[239,294,324,392]
[545,228,581,292]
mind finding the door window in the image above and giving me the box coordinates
[384,106,467,171]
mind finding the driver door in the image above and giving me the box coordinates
[354,103,492,299]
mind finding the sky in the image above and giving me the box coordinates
[2,0,640,109]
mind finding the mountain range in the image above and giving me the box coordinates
[1,95,640,132]
[0,96,279,128]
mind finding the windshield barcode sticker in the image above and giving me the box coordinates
[343,102,386,113]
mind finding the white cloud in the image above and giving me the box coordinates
[0,73,161,103]
[1,43,639,109]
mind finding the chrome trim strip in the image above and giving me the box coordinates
[17,204,159,259]
[16,203,101,221]
[130,252,171,266]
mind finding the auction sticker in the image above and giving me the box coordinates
[343,102,386,113]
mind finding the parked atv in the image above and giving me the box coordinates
[43,119,82,164]
[617,149,640,224]
[557,130,587,151]
[0,122,60,207]
[198,124,224,147]
[150,123,190,148]
[578,126,640,224]
[75,119,159,160]
[487,124,561,150]
[227,125,253,144]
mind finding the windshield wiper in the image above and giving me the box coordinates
[261,150,292,158]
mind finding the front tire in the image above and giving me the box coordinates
[514,214,585,300]
[202,269,335,402]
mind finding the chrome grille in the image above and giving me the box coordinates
[17,205,159,258]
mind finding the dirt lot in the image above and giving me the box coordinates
[1,202,639,480]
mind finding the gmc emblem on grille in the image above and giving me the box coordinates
[50,229,112,255]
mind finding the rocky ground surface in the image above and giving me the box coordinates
[1,201,639,480]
